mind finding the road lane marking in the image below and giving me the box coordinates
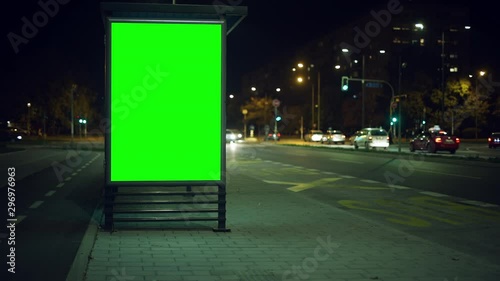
[338,200,431,227]
[77,168,82,172]
[65,177,72,181]
[287,178,342,192]
[29,201,44,209]
[330,158,364,164]
[339,175,355,179]
[419,191,448,197]
[56,183,64,188]
[322,171,336,175]
[389,185,411,190]
[72,172,77,176]
[45,191,56,197]
[17,215,26,224]
[307,169,319,172]
[459,200,499,208]
[263,180,301,185]
[351,186,389,190]
[415,169,481,179]
[360,179,380,184]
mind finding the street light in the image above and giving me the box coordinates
[474,71,486,139]
[242,109,248,139]
[27,102,31,135]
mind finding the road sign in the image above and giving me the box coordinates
[272,99,280,107]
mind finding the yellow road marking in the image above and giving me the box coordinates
[287,178,341,192]
[338,200,431,227]
[415,169,481,179]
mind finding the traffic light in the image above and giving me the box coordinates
[275,115,282,121]
[392,117,397,123]
[422,120,426,124]
[341,76,349,91]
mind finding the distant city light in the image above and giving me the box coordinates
[415,23,424,30]
[297,63,304,68]
[469,75,473,78]
[251,87,256,91]
[297,77,304,83]
[334,65,341,69]
[379,50,386,54]
[276,88,281,92]
[342,48,349,53]
[292,67,296,71]
[229,94,234,99]
[354,60,358,63]
[465,26,471,30]
[480,71,486,76]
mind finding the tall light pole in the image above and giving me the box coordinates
[71,84,77,142]
[441,30,446,124]
[242,109,248,139]
[362,55,366,128]
[317,71,321,129]
[27,102,31,135]
[475,71,486,139]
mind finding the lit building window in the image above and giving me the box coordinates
[393,27,401,30]
[412,40,418,45]
[450,67,458,73]
[450,54,458,59]
[393,38,401,43]
[420,38,425,46]
[450,28,458,32]
[402,27,410,31]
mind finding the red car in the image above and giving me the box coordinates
[488,132,500,148]
[409,127,460,154]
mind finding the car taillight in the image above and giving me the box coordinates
[278,133,281,137]
[456,138,460,143]
[435,137,442,143]
[488,137,492,142]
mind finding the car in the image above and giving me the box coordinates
[226,129,243,143]
[321,130,346,144]
[304,130,324,142]
[266,131,281,141]
[409,126,460,154]
[353,128,390,150]
[488,132,500,148]
[0,128,24,142]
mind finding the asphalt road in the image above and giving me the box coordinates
[0,145,103,281]
[227,142,500,267]
[1,141,499,280]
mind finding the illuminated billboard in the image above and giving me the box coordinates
[107,20,224,184]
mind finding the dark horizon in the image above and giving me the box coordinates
[1,0,498,121]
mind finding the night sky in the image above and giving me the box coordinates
[1,0,498,120]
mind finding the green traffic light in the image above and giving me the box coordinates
[276,116,282,121]
[392,117,397,122]
[342,85,348,91]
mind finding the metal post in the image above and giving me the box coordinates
[317,71,321,130]
[362,55,365,128]
[311,83,315,129]
[300,116,303,140]
[441,31,445,124]
[71,86,75,142]
[274,105,278,143]
[398,99,402,153]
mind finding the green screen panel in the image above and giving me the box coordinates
[110,21,222,182]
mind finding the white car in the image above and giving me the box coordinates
[353,128,389,149]
[226,129,243,143]
[304,130,324,142]
[321,130,346,144]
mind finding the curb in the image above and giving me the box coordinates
[65,203,103,281]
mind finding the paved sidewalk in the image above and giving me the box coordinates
[80,163,500,281]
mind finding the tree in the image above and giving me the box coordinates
[240,97,273,129]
